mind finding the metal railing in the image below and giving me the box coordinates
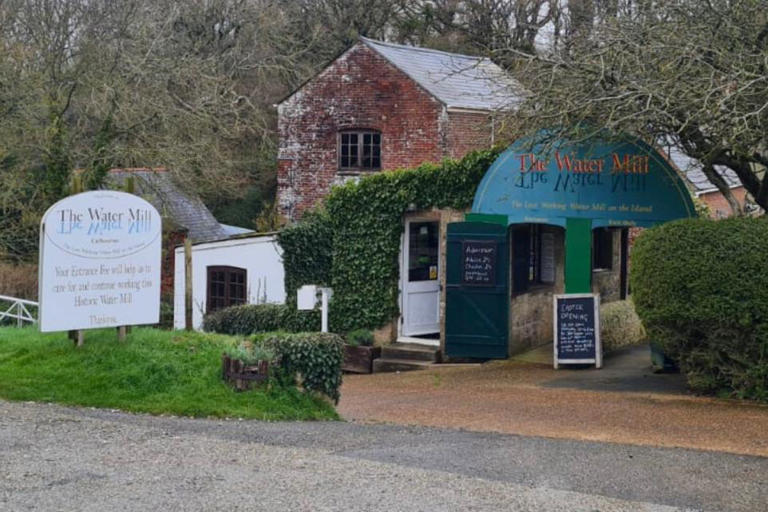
[0,295,38,327]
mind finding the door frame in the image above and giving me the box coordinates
[398,216,441,346]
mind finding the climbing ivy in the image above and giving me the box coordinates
[277,209,334,305]
[281,148,501,333]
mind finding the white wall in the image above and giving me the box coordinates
[173,235,286,330]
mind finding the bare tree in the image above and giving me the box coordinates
[395,1,559,59]
[501,0,768,214]
[0,0,312,260]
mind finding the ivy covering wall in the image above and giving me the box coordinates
[277,210,333,305]
[279,149,501,333]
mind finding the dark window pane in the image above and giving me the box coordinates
[593,228,613,270]
[362,140,372,167]
[408,221,439,282]
[348,133,358,167]
[512,227,531,293]
[339,131,379,169]
[207,266,247,312]
[340,133,359,168]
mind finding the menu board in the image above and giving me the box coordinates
[554,294,601,368]
[462,240,497,286]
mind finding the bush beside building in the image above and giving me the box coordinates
[631,218,768,401]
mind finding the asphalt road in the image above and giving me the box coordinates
[1,400,766,511]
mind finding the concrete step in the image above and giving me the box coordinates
[372,358,434,373]
[381,342,439,362]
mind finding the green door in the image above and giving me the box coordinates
[445,222,508,359]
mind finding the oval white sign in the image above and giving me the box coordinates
[41,191,162,259]
[39,191,162,332]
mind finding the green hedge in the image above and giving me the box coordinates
[202,304,320,335]
[631,217,768,401]
[280,149,499,333]
[257,332,344,403]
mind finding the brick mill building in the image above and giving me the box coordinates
[276,37,523,221]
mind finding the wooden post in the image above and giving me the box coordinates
[76,330,84,347]
[71,174,84,194]
[117,326,127,342]
[184,237,193,331]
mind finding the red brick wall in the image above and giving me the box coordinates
[445,111,493,159]
[699,187,748,218]
[277,43,448,220]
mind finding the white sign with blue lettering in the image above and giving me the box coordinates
[38,191,162,332]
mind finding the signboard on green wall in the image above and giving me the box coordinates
[471,133,696,227]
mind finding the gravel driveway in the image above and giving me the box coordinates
[2,400,766,511]
[339,350,768,457]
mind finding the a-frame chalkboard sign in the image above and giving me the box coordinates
[553,294,601,369]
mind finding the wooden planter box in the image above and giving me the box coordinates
[221,354,271,391]
[342,345,381,374]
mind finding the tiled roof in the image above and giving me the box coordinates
[360,37,524,111]
[105,169,228,242]
[665,146,743,194]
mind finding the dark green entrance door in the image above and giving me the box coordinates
[445,222,508,359]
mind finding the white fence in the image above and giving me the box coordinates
[0,295,38,327]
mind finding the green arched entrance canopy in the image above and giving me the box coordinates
[471,133,696,228]
[468,132,696,294]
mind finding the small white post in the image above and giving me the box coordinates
[320,288,329,333]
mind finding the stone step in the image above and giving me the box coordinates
[372,358,434,373]
[381,342,439,362]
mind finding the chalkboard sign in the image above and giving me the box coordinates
[553,294,602,368]
[462,240,497,286]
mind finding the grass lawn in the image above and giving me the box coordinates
[0,326,338,420]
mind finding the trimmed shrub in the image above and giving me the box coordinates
[346,328,374,347]
[202,303,320,335]
[224,340,276,366]
[600,300,646,352]
[631,217,768,401]
[257,332,344,402]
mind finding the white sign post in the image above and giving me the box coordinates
[297,284,332,333]
[38,191,162,337]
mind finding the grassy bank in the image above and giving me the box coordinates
[0,327,338,420]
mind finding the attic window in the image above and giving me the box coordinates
[339,130,381,171]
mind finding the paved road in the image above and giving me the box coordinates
[1,400,766,511]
